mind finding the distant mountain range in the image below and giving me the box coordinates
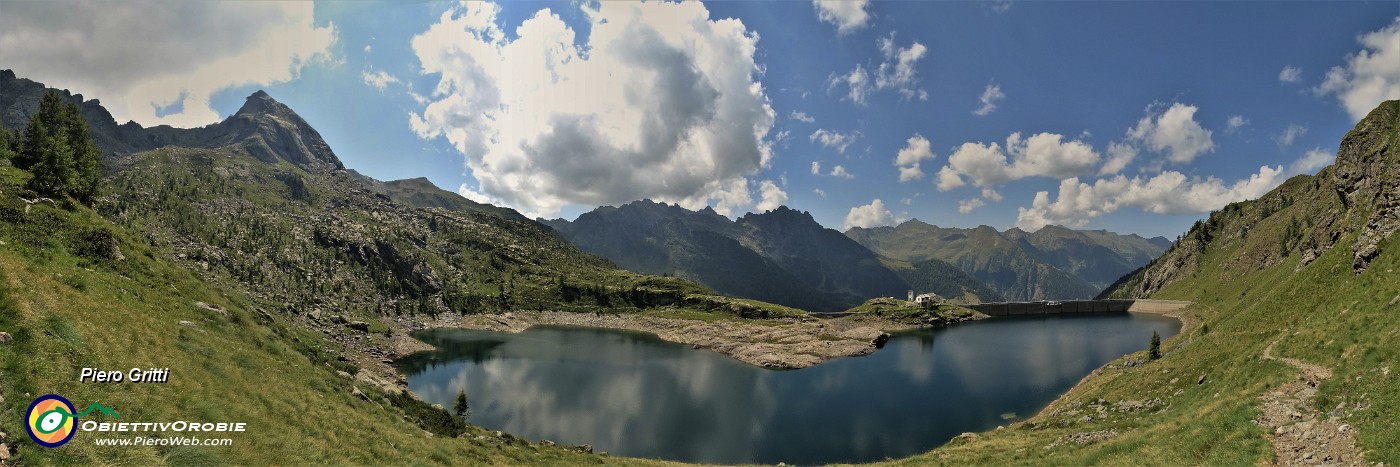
[542,200,1169,310]
[846,221,1171,301]
[543,201,947,312]
[0,68,1170,311]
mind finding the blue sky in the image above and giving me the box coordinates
[2,1,1395,238]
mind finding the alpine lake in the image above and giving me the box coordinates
[395,312,1180,465]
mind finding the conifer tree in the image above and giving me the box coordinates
[1148,330,1161,360]
[15,90,101,204]
[453,389,470,419]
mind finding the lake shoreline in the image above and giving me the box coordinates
[1029,303,1193,420]
[400,309,986,369]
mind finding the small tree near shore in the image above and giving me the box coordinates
[453,388,470,420]
[1148,330,1161,360]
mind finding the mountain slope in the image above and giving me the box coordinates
[846,221,1167,300]
[348,170,532,223]
[546,202,962,311]
[0,162,614,465]
[881,257,1004,303]
[0,71,743,346]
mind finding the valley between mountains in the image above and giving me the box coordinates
[0,69,1395,465]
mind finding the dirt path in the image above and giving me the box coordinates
[1257,336,1368,466]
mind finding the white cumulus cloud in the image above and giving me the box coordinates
[830,35,928,104]
[894,134,935,182]
[1279,65,1303,83]
[830,64,872,104]
[936,165,965,191]
[1316,18,1400,122]
[810,129,858,153]
[0,1,336,127]
[813,188,827,198]
[1226,115,1249,133]
[1015,166,1286,231]
[937,132,1100,189]
[876,35,929,100]
[1125,102,1215,164]
[362,70,400,90]
[811,161,822,175]
[844,198,895,230]
[755,179,789,211]
[829,165,854,179]
[1098,141,1138,176]
[789,110,816,123]
[972,83,1005,116]
[958,198,986,214]
[812,0,871,35]
[408,1,775,218]
[1290,147,1332,174]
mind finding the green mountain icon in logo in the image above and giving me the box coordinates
[65,402,120,419]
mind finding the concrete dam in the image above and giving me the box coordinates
[966,299,1191,317]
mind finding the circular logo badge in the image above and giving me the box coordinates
[27,394,78,448]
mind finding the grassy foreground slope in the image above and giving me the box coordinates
[884,101,1399,465]
[0,165,655,465]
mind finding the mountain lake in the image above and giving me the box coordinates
[396,312,1180,465]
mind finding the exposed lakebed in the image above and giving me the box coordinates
[396,313,1180,465]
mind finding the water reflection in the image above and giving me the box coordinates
[398,315,1179,465]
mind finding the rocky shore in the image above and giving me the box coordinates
[402,310,983,369]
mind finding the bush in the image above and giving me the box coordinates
[389,390,466,438]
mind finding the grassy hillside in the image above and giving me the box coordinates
[0,165,642,465]
[887,100,1400,465]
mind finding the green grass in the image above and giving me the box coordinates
[843,297,976,325]
[0,165,664,465]
[876,109,1400,464]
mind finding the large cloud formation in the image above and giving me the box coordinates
[937,132,1100,190]
[1015,166,1285,231]
[1124,103,1215,164]
[0,1,335,127]
[1316,17,1400,122]
[409,2,775,217]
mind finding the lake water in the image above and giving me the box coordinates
[396,313,1180,465]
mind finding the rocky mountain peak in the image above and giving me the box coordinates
[739,205,816,226]
[218,90,343,172]
[0,71,344,173]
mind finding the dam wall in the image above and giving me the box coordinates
[966,299,1189,317]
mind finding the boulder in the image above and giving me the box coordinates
[0,332,11,344]
[348,321,370,332]
[178,320,197,328]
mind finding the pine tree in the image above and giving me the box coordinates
[15,90,102,204]
[1148,330,1161,360]
[0,127,16,161]
[27,132,75,197]
[453,388,470,419]
[63,101,101,204]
